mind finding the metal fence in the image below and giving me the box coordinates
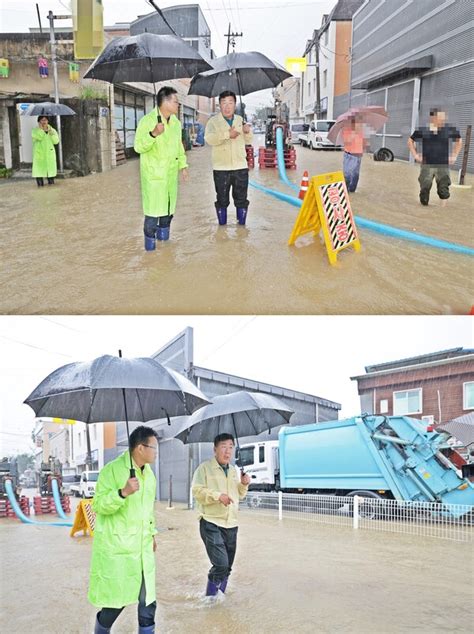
[240,491,474,543]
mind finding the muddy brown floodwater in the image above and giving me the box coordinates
[0,141,472,315]
[1,500,473,634]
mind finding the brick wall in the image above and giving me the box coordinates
[356,359,474,423]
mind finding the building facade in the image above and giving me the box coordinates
[351,348,474,427]
[341,0,474,170]
[301,0,363,122]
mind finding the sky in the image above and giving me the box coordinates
[0,0,335,110]
[1,315,472,456]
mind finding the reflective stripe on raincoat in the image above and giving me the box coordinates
[88,451,157,609]
[31,126,59,178]
[134,108,188,218]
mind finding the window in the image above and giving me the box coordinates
[464,382,474,409]
[393,388,422,415]
[78,432,81,447]
[308,82,311,96]
[237,446,254,467]
[93,424,97,441]
[380,399,388,414]
[324,29,329,46]
[259,446,265,463]
[316,121,334,132]
[323,70,327,89]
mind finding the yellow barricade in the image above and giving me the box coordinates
[70,499,96,537]
[288,171,361,265]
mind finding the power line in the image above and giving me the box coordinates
[204,0,226,54]
[0,334,73,358]
[200,317,257,364]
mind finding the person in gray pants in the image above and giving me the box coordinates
[408,109,462,207]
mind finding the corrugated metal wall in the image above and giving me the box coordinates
[385,81,414,160]
[352,0,473,85]
[419,63,474,173]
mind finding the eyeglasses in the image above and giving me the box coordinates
[141,443,158,451]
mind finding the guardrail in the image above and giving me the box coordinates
[240,491,473,542]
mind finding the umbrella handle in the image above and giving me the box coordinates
[129,468,136,478]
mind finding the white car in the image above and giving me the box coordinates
[300,119,342,150]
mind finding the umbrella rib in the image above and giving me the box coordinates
[243,409,260,436]
[136,387,146,422]
[86,388,99,424]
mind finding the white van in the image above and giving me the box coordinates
[299,119,341,150]
[289,122,309,144]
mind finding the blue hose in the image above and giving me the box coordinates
[51,477,70,520]
[275,126,299,192]
[248,181,474,257]
[5,479,73,527]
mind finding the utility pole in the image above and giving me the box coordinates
[47,10,65,172]
[314,33,321,119]
[224,22,243,54]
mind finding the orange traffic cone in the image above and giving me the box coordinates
[298,170,309,200]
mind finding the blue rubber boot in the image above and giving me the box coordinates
[216,207,227,225]
[144,235,156,251]
[138,626,155,634]
[206,579,219,596]
[236,207,248,225]
[156,226,170,241]
[219,577,229,593]
[94,615,111,634]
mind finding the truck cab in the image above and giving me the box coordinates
[237,441,279,491]
[71,470,99,498]
[299,119,341,150]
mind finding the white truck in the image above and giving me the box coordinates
[70,470,99,498]
[299,119,341,150]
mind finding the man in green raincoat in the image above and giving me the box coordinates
[134,86,189,251]
[31,116,59,187]
[88,426,159,634]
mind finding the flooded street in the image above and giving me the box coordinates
[1,139,472,315]
[1,500,473,634]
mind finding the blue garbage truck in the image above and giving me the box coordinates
[237,415,474,511]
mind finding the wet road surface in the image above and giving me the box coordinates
[1,140,472,314]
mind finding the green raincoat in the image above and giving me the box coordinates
[88,452,157,609]
[31,126,59,178]
[134,108,188,218]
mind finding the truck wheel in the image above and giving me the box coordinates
[247,494,262,509]
[348,491,383,520]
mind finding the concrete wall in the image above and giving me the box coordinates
[58,97,112,175]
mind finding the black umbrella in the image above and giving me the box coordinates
[21,102,76,117]
[84,32,212,86]
[24,351,211,477]
[188,51,292,102]
[174,391,294,471]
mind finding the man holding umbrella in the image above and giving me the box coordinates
[192,433,250,597]
[205,91,253,226]
[134,86,189,250]
[88,426,159,634]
